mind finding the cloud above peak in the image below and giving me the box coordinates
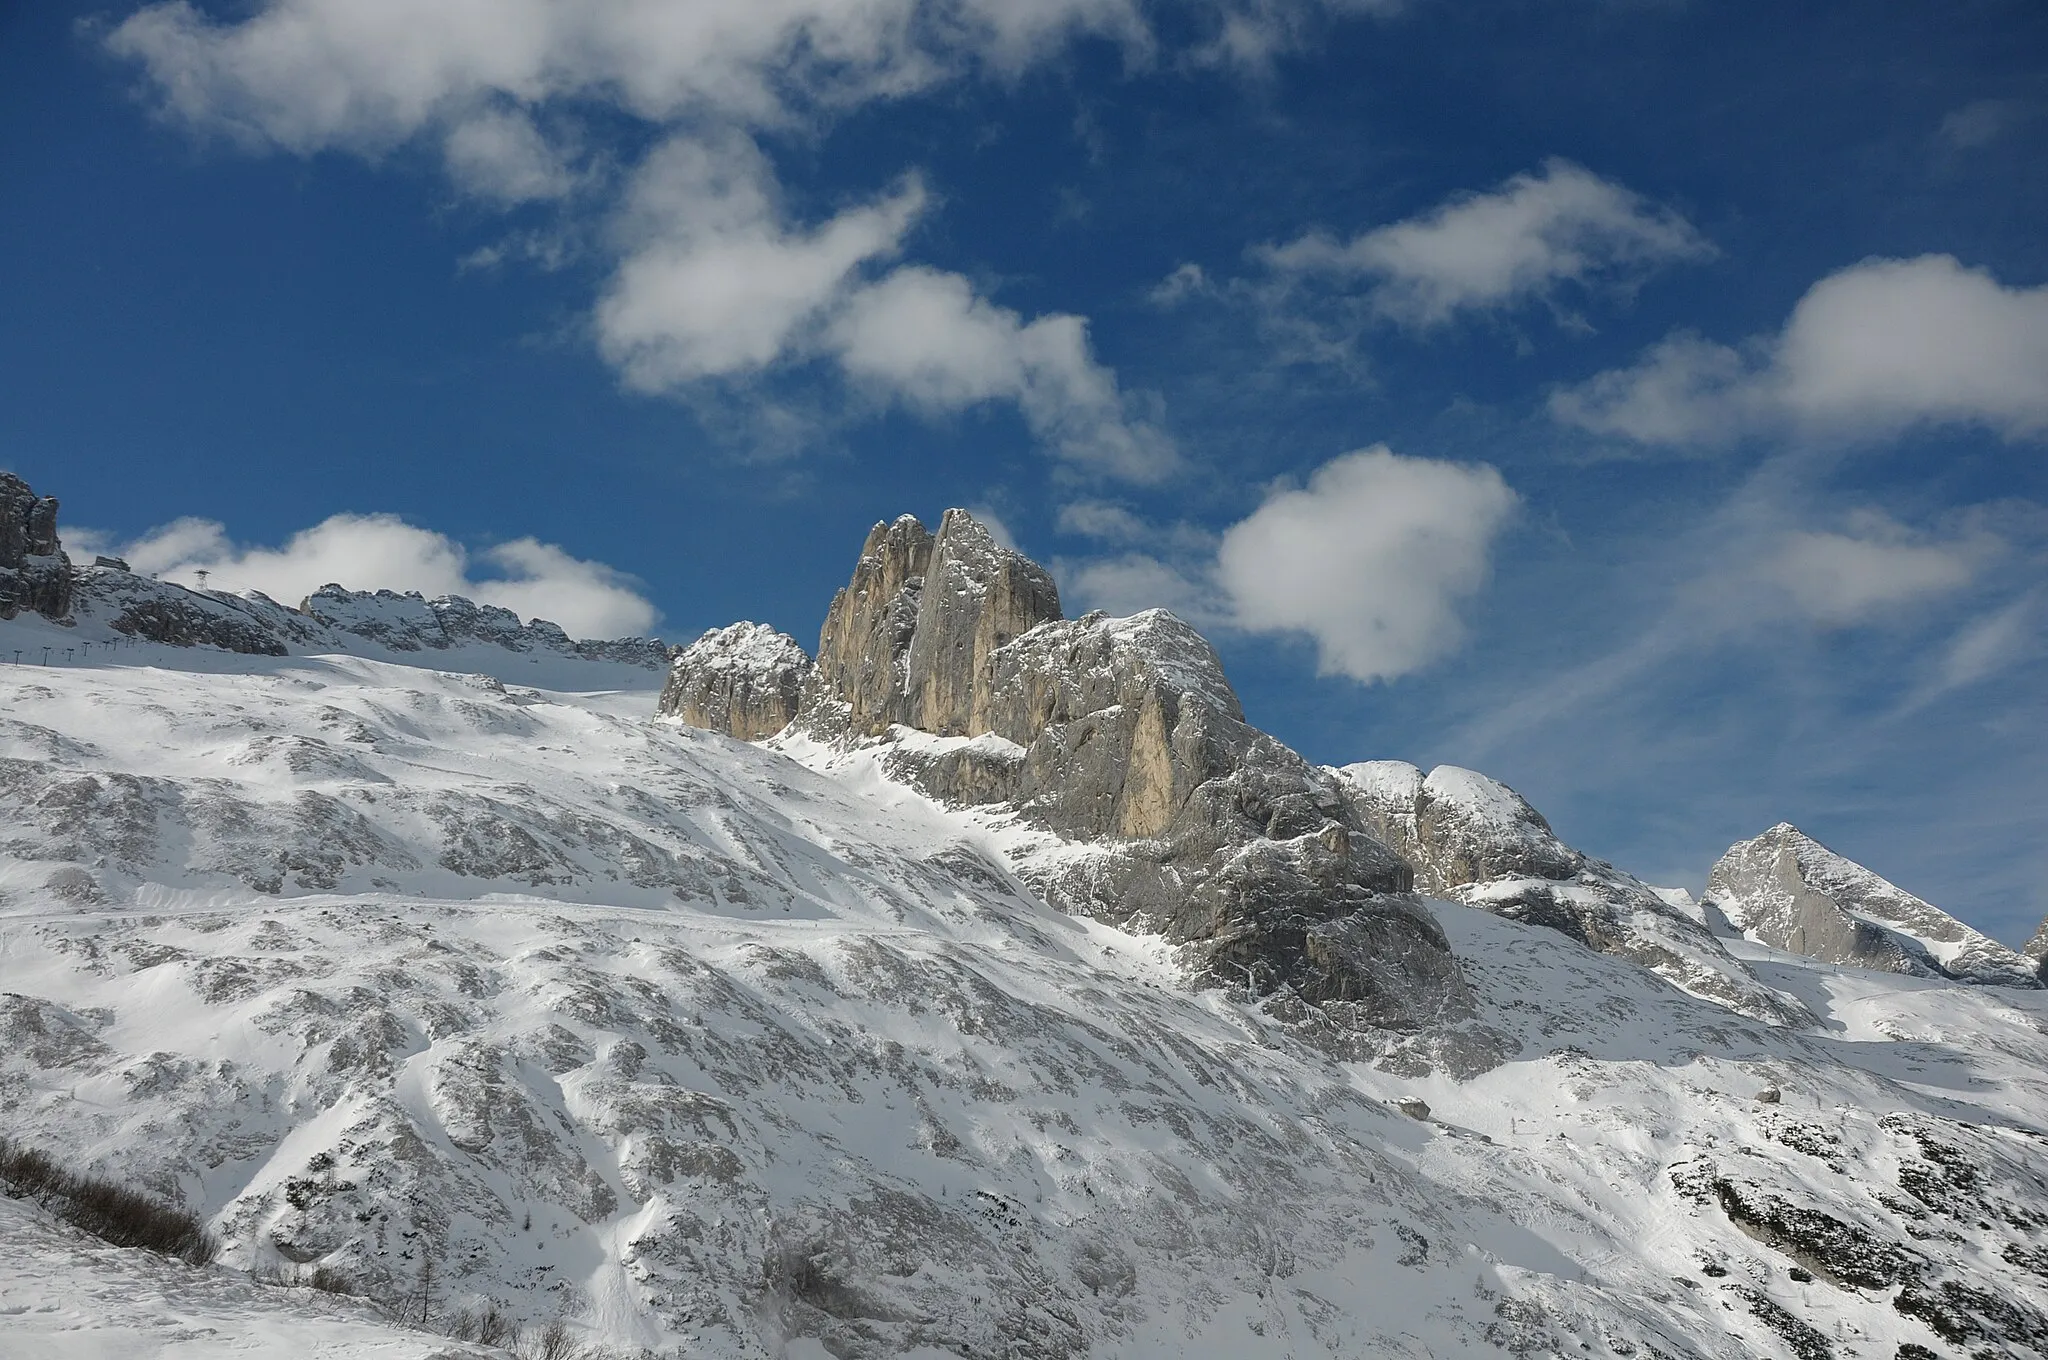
[107,0,1198,479]
[1058,446,1520,683]
[1553,254,2048,446]
[116,513,658,640]
[1259,159,1713,328]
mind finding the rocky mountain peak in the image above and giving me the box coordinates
[668,508,1485,1065]
[1705,823,2040,987]
[0,472,74,621]
[656,622,811,741]
[800,508,1062,742]
[1330,760,1809,1026]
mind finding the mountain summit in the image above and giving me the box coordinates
[1705,823,2042,987]
[665,508,1487,1069]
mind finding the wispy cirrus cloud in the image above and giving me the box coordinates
[1253,159,1713,329]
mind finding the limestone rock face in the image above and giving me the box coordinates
[1333,761,1812,1026]
[806,515,935,739]
[776,510,1483,1060]
[801,510,1061,742]
[1704,823,2041,987]
[903,509,1062,738]
[657,623,811,741]
[2027,918,2048,981]
[0,473,74,621]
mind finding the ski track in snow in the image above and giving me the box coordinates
[1,631,2047,1358]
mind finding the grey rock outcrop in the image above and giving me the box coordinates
[0,473,74,621]
[2027,917,2048,981]
[801,510,1062,741]
[744,510,1483,1058]
[57,561,670,669]
[1332,761,1812,1026]
[657,624,811,740]
[1704,823,2040,987]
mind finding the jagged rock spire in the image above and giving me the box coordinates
[0,473,74,621]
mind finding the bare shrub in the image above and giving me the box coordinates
[476,1302,516,1347]
[523,1316,583,1360]
[0,1136,217,1265]
[306,1264,355,1294]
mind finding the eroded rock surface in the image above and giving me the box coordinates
[1332,761,1811,1026]
[0,473,74,621]
[1705,823,2040,987]
[657,623,811,740]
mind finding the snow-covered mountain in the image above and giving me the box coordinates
[6,480,2048,1359]
[1705,824,2042,988]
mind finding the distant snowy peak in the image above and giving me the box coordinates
[62,562,668,671]
[1705,823,2041,987]
[1329,760,1812,1027]
[0,471,667,674]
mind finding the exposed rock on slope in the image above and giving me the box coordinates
[0,473,73,621]
[58,560,668,668]
[682,509,1480,1058]
[1704,823,2041,986]
[657,623,811,740]
[1331,761,1811,1026]
[2029,917,2048,980]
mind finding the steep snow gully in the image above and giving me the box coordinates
[2,477,2047,1359]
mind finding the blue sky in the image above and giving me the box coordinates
[5,0,2046,940]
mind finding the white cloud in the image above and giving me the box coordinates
[1554,255,2048,446]
[1260,160,1712,327]
[1764,520,1983,627]
[117,513,657,639]
[1061,552,1225,625]
[1214,445,1519,681]
[829,266,1176,480]
[443,108,575,203]
[1148,262,1212,306]
[1904,593,2042,710]
[595,134,926,387]
[1057,499,1150,541]
[107,0,1192,476]
[104,0,1101,152]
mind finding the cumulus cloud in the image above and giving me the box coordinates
[104,0,1131,152]
[829,267,1176,480]
[1553,255,2048,446]
[1215,446,1519,681]
[117,513,657,639]
[595,134,926,386]
[1260,160,1712,328]
[442,108,576,203]
[589,137,1172,477]
[107,0,1206,476]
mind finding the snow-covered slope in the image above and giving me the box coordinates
[1329,760,1813,1028]
[5,638,2048,1357]
[33,560,667,678]
[1706,823,2041,988]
